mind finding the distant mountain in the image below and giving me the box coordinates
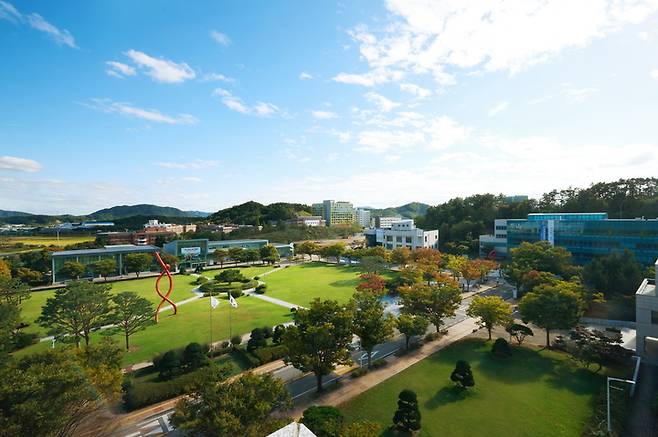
[88,204,210,220]
[209,201,312,225]
[0,210,33,218]
[366,202,430,219]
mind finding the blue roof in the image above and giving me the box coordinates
[52,245,159,257]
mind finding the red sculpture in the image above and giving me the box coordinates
[154,251,177,323]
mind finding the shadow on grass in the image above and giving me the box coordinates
[473,345,557,384]
[424,384,476,410]
[329,279,360,288]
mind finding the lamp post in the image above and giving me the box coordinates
[607,377,635,433]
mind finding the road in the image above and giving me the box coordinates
[115,281,512,436]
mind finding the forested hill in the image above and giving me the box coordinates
[417,177,658,254]
[89,204,209,219]
[209,201,312,225]
[366,202,430,219]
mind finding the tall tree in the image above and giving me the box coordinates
[259,244,280,265]
[282,299,353,392]
[399,278,462,332]
[73,337,124,400]
[212,249,228,268]
[123,253,152,277]
[390,247,411,266]
[582,250,644,297]
[460,259,481,292]
[295,241,319,261]
[444,254,467,280]
[396,314,429,350]
[37,281,112,347]
[359,256,386,274]
[518,281,586,348]
[59,261,86,280]
[351,292,395,368]
[228,246,244,264]
[109,292,155,350]
[244,248,261,265]
[0,277,30,306]
[172,371,291,437]
[466,295,513,340]
[92,258,117,281]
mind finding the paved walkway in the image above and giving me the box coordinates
[288,316,480,418]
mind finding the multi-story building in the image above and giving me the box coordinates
[313,200,355,226]
[375,216,402,229]
[287,215,325,227]
[478,219,508,259]
[355,208,372,228]
[100,230,177,246]
[144,219,196,235]
[163,238,294,268]
[364,219,439,250]
[636,260,658,363]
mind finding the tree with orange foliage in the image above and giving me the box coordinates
[411,248,442,285]
[460,259,481,292]
[356,273,387,296]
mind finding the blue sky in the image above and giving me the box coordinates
[2,0,658,215]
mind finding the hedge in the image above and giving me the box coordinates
[123,370,199,411]
[251,344,287,364]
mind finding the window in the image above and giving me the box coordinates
[386,236,393,242]
[396,236,402,242]
[652,311,658,325]
[406,237,412,243]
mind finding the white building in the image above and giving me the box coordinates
[355,208,372,227]
[636,259,658,363]
[365,219,438,250]
[478,219,508,259]
[287,215,325,227]
[375,216,402,229]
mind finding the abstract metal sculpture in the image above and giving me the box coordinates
[154,251,177,323]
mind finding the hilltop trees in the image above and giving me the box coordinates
[282,299,353,392]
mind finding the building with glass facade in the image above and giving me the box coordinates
[503,212,658,265]
[51,244,159,283]
[163,238,294,268]
[312,200,355,226]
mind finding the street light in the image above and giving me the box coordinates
[607,377,635,433]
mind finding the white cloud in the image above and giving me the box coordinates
[156,160,218,170]
[357,129,425,153]
[125,49,195,83]
[333,68,405,87]
[339,0,658,86]
[400,82,431,98]
[488,100,509,117]
[212,89,280,117]
[83,98,198,125]
[210,30,231,46]
[651,69,658,79]
[201,73,235,83]
[0,156,42,172]
[561,85,599,103]
[0,2,77,48]
[106,61,136,78]
[299,72,313,80]
[365,91,400,112]
[311,110,338,119]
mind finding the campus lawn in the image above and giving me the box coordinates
[340,339,603,437]
[2,235,96,246]
[263,262,393,307]
[15,294,293,365]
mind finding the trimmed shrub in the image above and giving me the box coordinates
[492,337,512,358]
[424,332,440,342]
[247,328,267,352]
[183,342,209,370]
[230,335,242,347]
[351,367,369,379]
[251,344,287,364]
[195,276,209,285]
[253,276,260,280]
[371,358,387,369]
[262,326,272,338]
[255,284,267,294]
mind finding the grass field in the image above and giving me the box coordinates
[1,235,96,247]
[263,262,389,307]
[340,339,603,437]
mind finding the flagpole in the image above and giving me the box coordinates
[209,289,213,354]
[228,291,232,341]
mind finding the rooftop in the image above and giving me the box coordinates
[636,278,656,297]
[52,244,159,257]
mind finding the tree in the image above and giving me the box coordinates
[244,248,261,265]
[160,253,178,270]
[92,258,117,281]
[0,350,101,437]
[444,254,466,280]
[109,291,155,350]
[73,337,124,400]
[259,244,280,265]
[295,241,319,261]
[503,241,577,294]
[15,267,43,285]
[182,342,209,371]
[123,253,152,277]
[391,247,411,266]
[282,299,353,392]
[392,389,421,433]
[320,243,345,263]
[466,295,513,340]
[301,406,344,437]
[351,292,395,368]
[212,249,228,268]
[0,258,10,279]
[397,314,429,350]
[491,337,511,357]
[359,256,386,274]
[518,282,586,348]
[555,325,623,372]
[0,276,30,306]
[228,246,244,264]
[247,327,267,351]
[505,323,534,345]
[216,269,246,284]
[59,261,86,280]
[450,360,475,389]
[356,273,387,296]
[582,250,644,297]
[37,280,112,347]
[460,259,481,292]
[272,324,286,344]
[171,371,291,437]
[399,278,462,332]
[0,301,20,362]
[154,349,183,380]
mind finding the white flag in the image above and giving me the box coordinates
[229,293,238,308]
[210,296,220,309]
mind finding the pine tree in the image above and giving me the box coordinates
[450,360,475,389]
[392,389,421,433]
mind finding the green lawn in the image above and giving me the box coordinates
[15,294,293,365]
[2,235,95,246]
[263,262,389,307]
[340,339,603,437]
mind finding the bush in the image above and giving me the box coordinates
[183,342,209,370]
[262,326,272,338]
[254,276,260,280]
[228,288,244,298]
[272,325,286,344]
[230,335,242,347]
[492,338,511,358]
[251,344,287,365]
[371,358,387,369]
[351,367,369,379]
[424,332,440,342]
[13,331,39,350]
[302,405,345,437]
[233,347,261,368]
[154,350,182,381]
[255,284,267,294]
[122,370,201,411]
[247,328,267,352]
[195,276,209,285]
[240,280,258,290]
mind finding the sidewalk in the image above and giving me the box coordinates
[288,316,480,418]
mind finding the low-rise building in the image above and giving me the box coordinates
[163,238,294,268]
[287,215,325,227]
[636,260,658,363]
[144,219,197,235]
[478,219,508,259]
[374,216,402,229]
[355,208,372,228]
[364,219,439,250]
